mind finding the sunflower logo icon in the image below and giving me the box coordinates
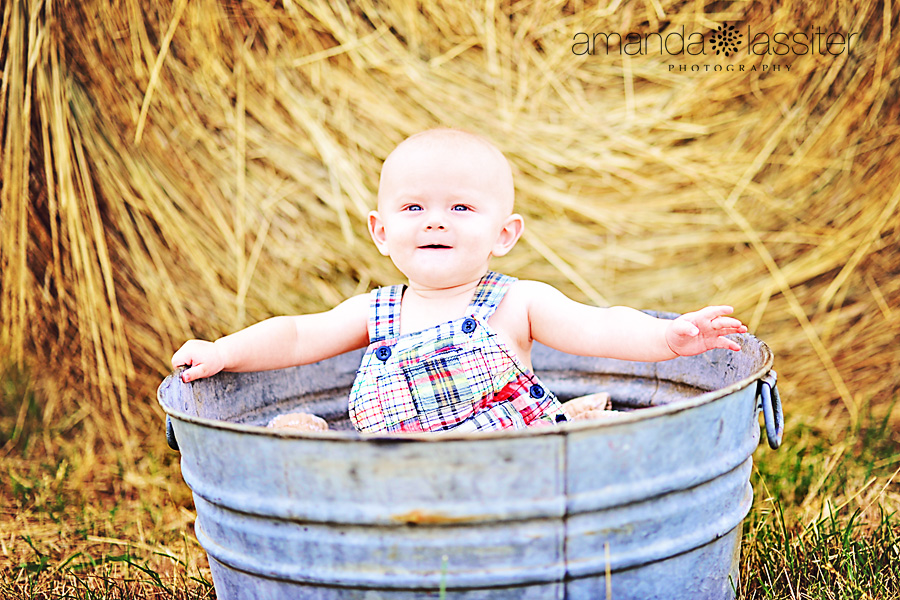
[709,23,743,56]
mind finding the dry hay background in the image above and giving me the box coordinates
[1,0,898,463]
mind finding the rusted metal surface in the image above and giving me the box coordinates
[158,314,781,599]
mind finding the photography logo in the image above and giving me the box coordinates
[709,23,742,56]
[572,19,859,71]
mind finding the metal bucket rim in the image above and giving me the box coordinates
[157,336,774,444]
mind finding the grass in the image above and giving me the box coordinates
[2,0,897,596]
[2,363,898,599]
[0,362,214,599]
[741,400,900,599]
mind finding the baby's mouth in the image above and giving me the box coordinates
[419,244,451,249]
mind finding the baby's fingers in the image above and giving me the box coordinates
[706,311,746,352]
[171,343,202,372]
[691,305,739,324]
[715,335,743,352]
[671,318,700,337]
[170,340,223,382]
[170,346,192,370]
[180,362,215,383]
[712,316,747,334]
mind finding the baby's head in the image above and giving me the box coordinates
[378,128,515,212]
[369,129,524,289]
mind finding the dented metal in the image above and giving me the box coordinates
[158,315,780,600]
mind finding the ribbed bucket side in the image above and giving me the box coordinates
[158,331,773,599]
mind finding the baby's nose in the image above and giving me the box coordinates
[424,214,446,230]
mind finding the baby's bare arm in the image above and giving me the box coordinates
[171,294,370,382]
[522,281,746,361]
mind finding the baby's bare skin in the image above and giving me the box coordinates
[171,128,748,434]
[268,412,329,431]
[563,392,613,420]
[271,392,615,432]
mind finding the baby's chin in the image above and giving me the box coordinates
[398,264,491,290]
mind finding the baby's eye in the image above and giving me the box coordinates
[403,204,423,211]
[451,204,471,212]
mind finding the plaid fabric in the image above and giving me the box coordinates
[468,270,513,320]
[348,271,561,433]
[368,284,402,342]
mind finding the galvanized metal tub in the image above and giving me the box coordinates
[158,316,782,600]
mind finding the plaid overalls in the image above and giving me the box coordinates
[348,271,562,433]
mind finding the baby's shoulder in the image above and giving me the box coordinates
[491,279,566,345]
[331,292,371,319]
[494,279,561,324]
[504,279,563,305]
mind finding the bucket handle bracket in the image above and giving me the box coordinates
[166,415,180,452]
[758,370,783,450]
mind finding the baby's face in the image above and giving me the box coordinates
[369,136,522,290]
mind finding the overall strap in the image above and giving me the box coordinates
[369,284,404,343]
[468,271,517,321]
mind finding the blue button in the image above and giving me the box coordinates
[375,346,392,361]
[462,318,478,334]
[529,384,545,399]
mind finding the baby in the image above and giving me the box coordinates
[171,128,747,433]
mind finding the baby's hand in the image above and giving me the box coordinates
[171,340,226,383]
[665,306,747,357]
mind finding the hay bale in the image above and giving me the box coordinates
[1,0,898,451]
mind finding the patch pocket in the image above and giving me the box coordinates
[467,400,528,431]
[402,347,492,431]
[374,369,418,430]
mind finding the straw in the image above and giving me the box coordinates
[0,0,897,451]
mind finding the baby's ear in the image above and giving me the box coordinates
[367,211,390,256]
[492,213,524,257]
